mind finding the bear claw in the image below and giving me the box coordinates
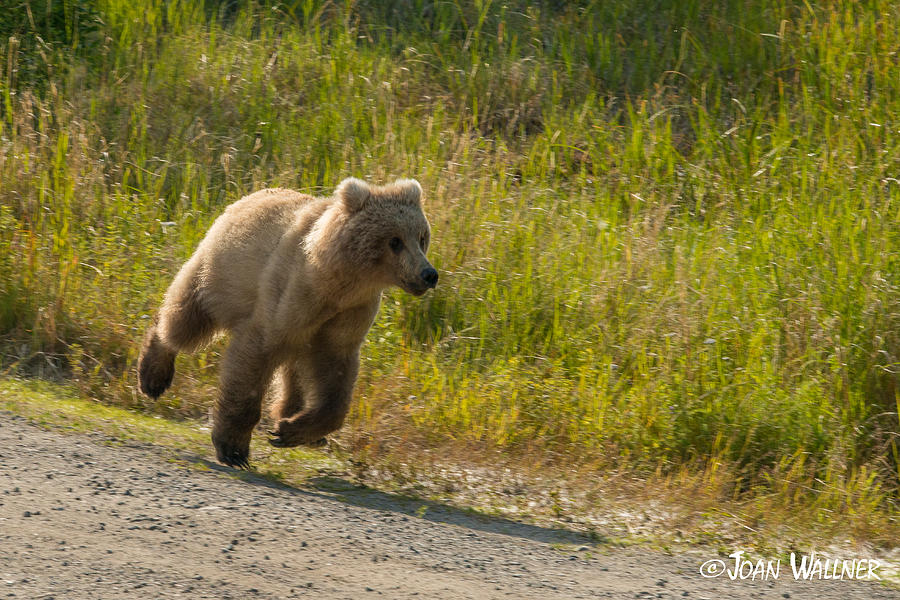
[225,453,250,469]
[266,431,286,448]
[216,447,251,469]
[267,431,327,448]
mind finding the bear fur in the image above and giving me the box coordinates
[138,178,437,467]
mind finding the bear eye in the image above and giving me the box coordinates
[389,237,404,253]
[419,234,427,249]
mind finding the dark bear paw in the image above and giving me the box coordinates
[138,362,174,399]
[267,428,327,449]
[137,328,176,399]
[214,441,251,469]
[267,414,337,448]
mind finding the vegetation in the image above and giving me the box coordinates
[1,0,898,546]
[0,377,342,481]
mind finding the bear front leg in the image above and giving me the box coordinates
[270,363,306,421]
[268,363,329,447]
[212,326,275,468]
[267,349,359,448]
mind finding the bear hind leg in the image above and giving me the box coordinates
[139,270,217,399]
[157,274,217,353]
[138,325,176,399]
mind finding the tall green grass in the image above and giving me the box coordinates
[1,0,898,540]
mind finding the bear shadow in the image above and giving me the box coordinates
[194,457,604,548]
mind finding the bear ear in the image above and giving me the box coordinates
[335,177,371,212]
[392,178,423,205]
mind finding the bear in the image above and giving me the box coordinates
[137,178,437,468]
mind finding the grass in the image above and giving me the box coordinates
[0,377,341,480]
[0,377,211,449]
[1,0,898,549]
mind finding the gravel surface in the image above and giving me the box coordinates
[0,411,896,599]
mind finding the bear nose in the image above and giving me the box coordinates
[421,267,438,288]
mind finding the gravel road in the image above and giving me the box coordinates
[0,411,896,599]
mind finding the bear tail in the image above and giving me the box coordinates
[138,324,177,399]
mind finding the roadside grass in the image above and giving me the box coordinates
[0,377,209,450]
[1,0,898,552]
[0,377,340,480]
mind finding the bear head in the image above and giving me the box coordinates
[313,177,437,297]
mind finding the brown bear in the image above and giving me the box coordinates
[138,178,437,468]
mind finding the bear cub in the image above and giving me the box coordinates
[138,178,437,467]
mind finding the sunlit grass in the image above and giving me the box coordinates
[0,377,339,479]
[0,0,898,546]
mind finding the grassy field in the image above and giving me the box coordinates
[1,0,898,547]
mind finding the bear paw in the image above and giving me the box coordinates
[266,418,329,448]
[137,329,176,399]
[267,430,327,448]
[213,439,251,469]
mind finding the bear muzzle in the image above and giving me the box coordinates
[421,267,439,289]
[402,266,438,296]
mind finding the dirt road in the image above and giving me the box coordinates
[0,411,896,599]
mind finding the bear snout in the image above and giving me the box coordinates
[421,267,439,289]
